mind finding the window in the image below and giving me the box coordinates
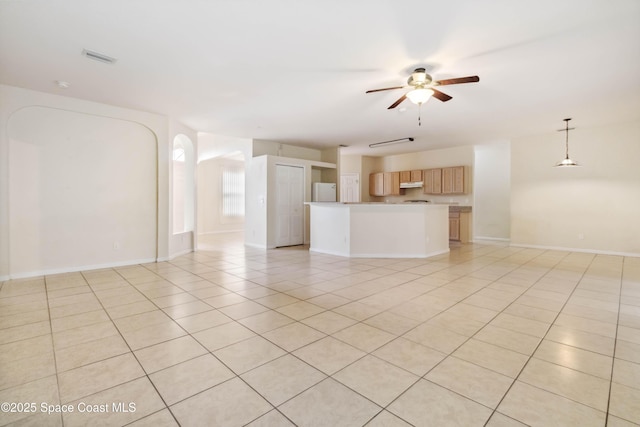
[222,167,245,217]
[173,146,185,162]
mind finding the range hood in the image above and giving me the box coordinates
[400,181,424,189]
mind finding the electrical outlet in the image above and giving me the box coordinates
[578,233,584,240]
[113,241,120,250]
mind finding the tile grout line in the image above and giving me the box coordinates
[137,261,294,423]
[374,248,571,424]
[303,246,554,424]
[6,243,635,426]
[43,275,64,427]
[78,269,182,427]
[603,257,626,427]
[484,252,615,426]
[141,248,486,426]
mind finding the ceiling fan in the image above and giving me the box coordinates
[366,68,479,125]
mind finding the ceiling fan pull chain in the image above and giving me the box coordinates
[418,103,422,126]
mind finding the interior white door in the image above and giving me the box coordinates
[340,173,360,203]
[276,165,305,247]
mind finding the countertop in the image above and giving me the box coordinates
[306,203,472,212]
[449,206,472,213]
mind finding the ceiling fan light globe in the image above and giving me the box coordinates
[406,88,433,105]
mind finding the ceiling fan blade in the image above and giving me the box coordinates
[431,89,452,102]
[434,76,480,86]
[366,86,406,94]
[387,94,407,109]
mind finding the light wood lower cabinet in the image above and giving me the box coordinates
[449,209,470,243]
[449,215,460,241]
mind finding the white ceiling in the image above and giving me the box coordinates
[1,0,639,156]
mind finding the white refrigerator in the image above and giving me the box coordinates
[312,183,337,202]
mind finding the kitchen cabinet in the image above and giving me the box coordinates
[442,166,465,194]
[369,172,385,196]
[400,170,423,183]
[423,168,442,194]
[383,172,402,195]
[369,172,401,196]
[449,207,471,243]
[449,214,460,241]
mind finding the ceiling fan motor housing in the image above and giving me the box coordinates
[408,68,432,87]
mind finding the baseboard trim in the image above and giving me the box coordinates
[244,242,267,250]
[169,248,193,260]
[198,230,244,236]
[474,236,511,242]
[472,237,511,245]
[6,257,158,280]
[310,248,451,259]
[509,243,640,258]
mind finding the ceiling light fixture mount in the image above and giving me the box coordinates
[555,118,580,167]
[369,137,414,148]
[82,49,117,64]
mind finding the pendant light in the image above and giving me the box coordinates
[554,118,580,167]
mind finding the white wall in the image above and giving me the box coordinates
[473,142,511,241]
[0,84,170,279]
[245,156,268,248]
[252,139,322,161]
[511,120,640,256]
[198,133,252,163]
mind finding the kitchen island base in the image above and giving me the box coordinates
[307,203,450,258]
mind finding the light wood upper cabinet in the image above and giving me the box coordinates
[400,170,423,183]
[375,166,464,196]
[423,168,442,194]
[369,172,401,196]
[384,171,402,195]
[442,166,464,194]
[369,172,385,196]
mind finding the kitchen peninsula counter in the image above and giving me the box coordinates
[306,202,449,258]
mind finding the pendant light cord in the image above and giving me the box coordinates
[564,120,570,159]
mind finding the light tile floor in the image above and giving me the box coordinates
[1,233,639,426]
